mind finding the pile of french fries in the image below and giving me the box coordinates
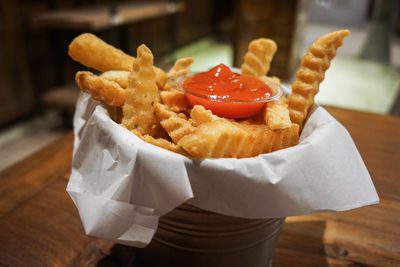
[69,30,349,158]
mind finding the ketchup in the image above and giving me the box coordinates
[183,64,273,118]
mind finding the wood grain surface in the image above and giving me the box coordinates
[0,106,399,266]
[32,2,184,31]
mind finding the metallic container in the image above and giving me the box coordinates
[135,204,284,267]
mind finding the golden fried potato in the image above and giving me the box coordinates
[68,33,167,89]
[178,120,243,158]
[77,69,163,108]
[288,30,350,130]
[241,38,277,78]
[122,44,164,137]
[75,71,125,107]
[131,129,187,155]
[272,128,286,152]
[69,33,133,72]
[168,57,194,78]
[240,123,277,155]
[100,70,130,88]
[157,57,194,112]
[183,105,255,157]
[154,68,167,89]
[160,89,190,113]
[265,97,291,130]
[190,105,220,125]
[289,123,300,147]
[178,120,298,158]
[190,104,297,152]
[237,122,298,154]
[154,103,195,143]
[176,105,299,158]
[70,33,309,158]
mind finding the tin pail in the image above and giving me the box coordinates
[135,203,284,267]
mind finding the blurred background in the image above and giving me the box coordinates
[0,0,399,170]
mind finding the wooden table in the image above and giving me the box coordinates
[0,106,399,266]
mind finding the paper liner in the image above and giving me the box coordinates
[67,92,379,247]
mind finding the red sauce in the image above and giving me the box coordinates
[183,64,272,118]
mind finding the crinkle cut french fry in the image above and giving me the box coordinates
[160,89,190,113]
[176,106,299,158]
[131,129,188,155]
[265,97,292,130]
[177,120,241,158]
[154,103,196,143]
[190,105,221,125]
[288,30,350,130]
[158,57,194,112]
[241,38,277,78]
[75,71,125,107]
[177,120,274,158]
[169,57,194,76]
[154,67,167,89]
[122,44,164,137]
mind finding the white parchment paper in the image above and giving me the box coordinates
[67,92,379,247]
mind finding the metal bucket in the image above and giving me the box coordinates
[135,204,284,267]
